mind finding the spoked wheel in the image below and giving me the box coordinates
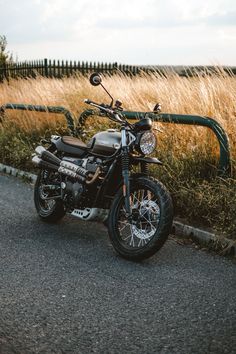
[108,177,173,261]
[34,169,66,223]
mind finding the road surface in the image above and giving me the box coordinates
[0,174,235,354]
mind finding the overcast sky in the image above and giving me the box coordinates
[1,0,236,65]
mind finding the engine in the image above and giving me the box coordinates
[60,156,103,208]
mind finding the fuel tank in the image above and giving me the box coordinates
[88,129,121,156]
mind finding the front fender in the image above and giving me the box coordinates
[131,156,162,165]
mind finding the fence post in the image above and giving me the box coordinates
[0,63,6,81]
[113,62,118,73]
[44,58,48,77]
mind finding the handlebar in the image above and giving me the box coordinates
[84,99,114,113]
[84,99,124,123]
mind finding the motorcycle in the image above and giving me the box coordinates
[32,73,173,261]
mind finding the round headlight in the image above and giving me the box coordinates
[139,131,157,155]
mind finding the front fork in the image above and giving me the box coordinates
[121,126,131,216]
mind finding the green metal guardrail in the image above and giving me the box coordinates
[78,109,231,177]
[0,103,75,134]
[0,104,231,176]
[124,111,231,176]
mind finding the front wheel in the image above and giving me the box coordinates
[108,177,173,261]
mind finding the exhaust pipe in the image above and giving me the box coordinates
[60,160,89,177]
[35,146,89,178]
[32,155,86,182]
[35,146,61,166]
[34,146,88,177]
[32,155,58,171]
[32,146,87,182]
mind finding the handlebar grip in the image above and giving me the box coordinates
[84,99,92,104]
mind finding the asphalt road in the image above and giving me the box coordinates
[0,174,235,354]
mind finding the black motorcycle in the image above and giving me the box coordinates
[32,73,173,261]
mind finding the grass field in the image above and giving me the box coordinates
[0,70,235,240]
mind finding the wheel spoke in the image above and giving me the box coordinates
[38,171,58,212]
[132,193,141,207]
[138,236,147,247]
[129,225,135,247]
[117,186,161,249]
[119,222,130,232]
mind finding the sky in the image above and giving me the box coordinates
[0,0,236,65]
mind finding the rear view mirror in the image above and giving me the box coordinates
[89,73,102,86]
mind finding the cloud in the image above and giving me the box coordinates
[1,0,236,64]
[95,4,236,30]
[87,0,186,30]
[2,0,236,41]
[206,11,236,26]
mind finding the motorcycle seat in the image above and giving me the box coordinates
[62,136,87,149]
[53,136,88,157]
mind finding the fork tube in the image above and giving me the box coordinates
[121,126,131,215]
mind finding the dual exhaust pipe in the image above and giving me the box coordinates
[32,146,89,183]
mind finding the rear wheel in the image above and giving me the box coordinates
[34,169,66,223]
[108,177,173,261]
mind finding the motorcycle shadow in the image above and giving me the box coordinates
[30,213,179,268]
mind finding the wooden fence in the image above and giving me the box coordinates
[0,59,235,81]
[0,59,144,81]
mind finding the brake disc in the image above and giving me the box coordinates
[131,200,160,240]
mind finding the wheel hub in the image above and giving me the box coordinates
[129,200,160,240]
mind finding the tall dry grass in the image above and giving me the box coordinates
[0,71,235,237]
[0,71,235,161]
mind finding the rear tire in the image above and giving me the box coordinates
[34,170,66,223]
[108,177,173,261]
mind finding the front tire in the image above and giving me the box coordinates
[108,177,173,261]
[34,169,66,223]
